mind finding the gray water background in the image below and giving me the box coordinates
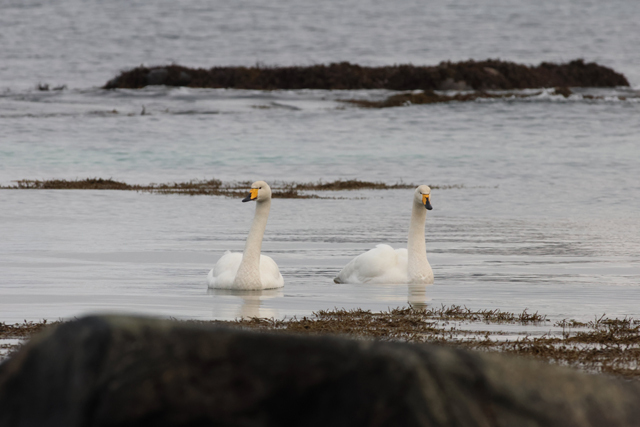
[0,0,639,324]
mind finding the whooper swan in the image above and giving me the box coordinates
[207,181,284,290]
[334,185,434,284]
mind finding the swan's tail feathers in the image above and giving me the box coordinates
[333,277,342,284]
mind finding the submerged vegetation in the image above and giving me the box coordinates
[343,86,630,108]
[104,59,629,91]
[346,89,526,108]
[3,306,640,379]
[1,178,463,198]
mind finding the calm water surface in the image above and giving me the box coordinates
[1,186,639,323]
[0,0,639,324]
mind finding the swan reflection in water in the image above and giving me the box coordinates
[407,283,432,309]
[209,283,430,319]
[208,288,283,319]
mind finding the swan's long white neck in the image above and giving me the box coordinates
[234,199,270,286]
[407,201,430,282]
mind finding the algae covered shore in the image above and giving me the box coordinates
[3,306,640,380]
[1,178,464,198]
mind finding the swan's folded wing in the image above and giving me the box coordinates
[259,254,285,288]
[335,244,400,284]
[394,248,408,264]
[208,252,243,288]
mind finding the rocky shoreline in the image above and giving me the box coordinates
[2,313,640,426]
[3,306,639,380]
[104,59,629,91]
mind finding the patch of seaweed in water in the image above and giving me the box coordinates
[104,59,629,91]
[2,179,463,197]
[344,86,630,109]
[288,179,412,191]
[345,90,525,108]
[11,178,134,190]
[0,319,60,339]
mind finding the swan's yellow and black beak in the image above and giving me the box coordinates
[422,194,433,210]
[242,188,259,202]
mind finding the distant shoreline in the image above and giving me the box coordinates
[0,178,465,198]
[104,59,629,91]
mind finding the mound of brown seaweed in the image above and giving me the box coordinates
[104,59,629,91]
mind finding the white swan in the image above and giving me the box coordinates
[334,185,434,284]
[207,181,284,290]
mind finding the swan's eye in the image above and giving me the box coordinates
[259,187,262,189]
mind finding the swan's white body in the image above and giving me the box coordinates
[334,185,434,285]
[207,181,284,290]
[207,252,283,289]
[334,244,410,284]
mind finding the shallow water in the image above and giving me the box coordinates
[0,339,23,360]
[1,0,639,325]
[1,188,639,324]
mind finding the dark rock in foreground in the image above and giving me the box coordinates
[104,59,629,91]
[1,316,639,427]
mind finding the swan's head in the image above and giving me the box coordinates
[415,185,433,210]
[242,181,272,203]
